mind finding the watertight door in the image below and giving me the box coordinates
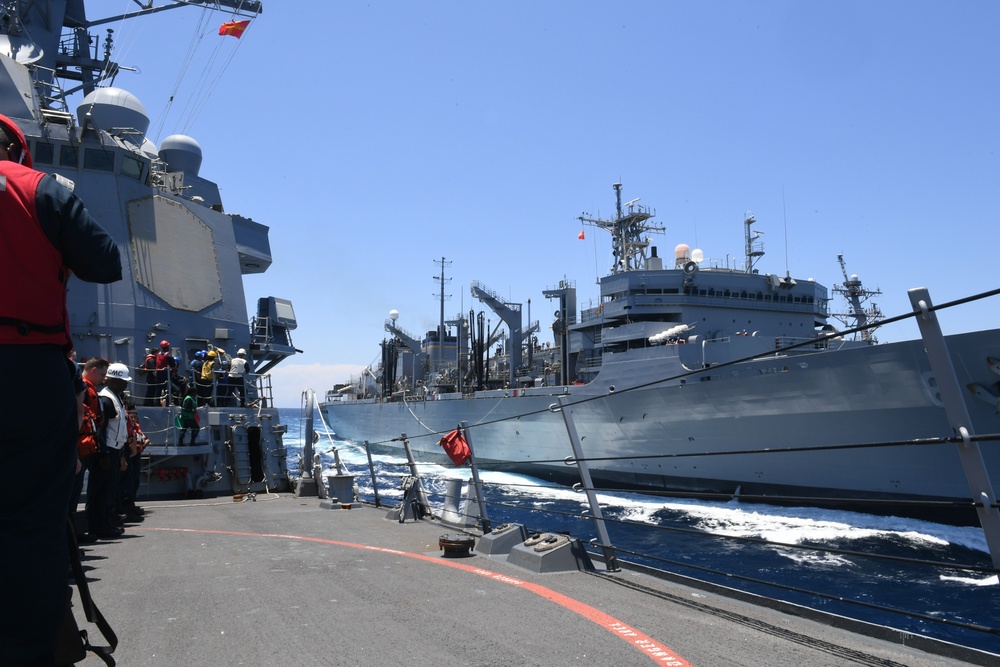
[246,425,265,483]
[229,424,267,492]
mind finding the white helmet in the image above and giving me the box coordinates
[237,348,246,355]
[106,363,132,382]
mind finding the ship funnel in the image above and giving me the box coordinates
[647,246,663,270]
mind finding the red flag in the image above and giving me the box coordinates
[577,230,585,240]
[219,20,250,38]
[439,429,471,466]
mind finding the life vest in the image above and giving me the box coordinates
[180,394,199,421]
[83,379,104,428]
[155,351,175,370]
[78,409,99,458]
[0,161,71,346]
[228,357,247,377]
[201,359,215,381]
[125,411,147,454]
[99,387,129,450]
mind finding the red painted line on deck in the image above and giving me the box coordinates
[144,527,691,665]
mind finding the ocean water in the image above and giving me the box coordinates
[279,407,1000,655]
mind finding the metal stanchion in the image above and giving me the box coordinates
[458,422,491,533]
[909,288,1000,569]
[363,440,382,508]
[555,396,619,572]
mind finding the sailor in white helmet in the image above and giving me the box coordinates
[227,348,249,406]
[87,363,132,539]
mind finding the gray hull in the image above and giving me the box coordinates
[321,328,1000,522]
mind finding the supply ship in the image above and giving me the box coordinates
[321,183,1000,523]
[0,0,297,497]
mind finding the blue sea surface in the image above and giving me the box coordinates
[280,407,1000,655]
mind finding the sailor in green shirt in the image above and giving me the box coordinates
[177,383,200,445]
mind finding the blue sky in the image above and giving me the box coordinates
[94,1,999,406]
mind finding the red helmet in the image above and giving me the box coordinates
[0,114,31,168]
[160,340,170,349]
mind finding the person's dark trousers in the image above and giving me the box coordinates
[234,378,246,406]
[119,450,142,509]
[85,447,120,533]
[0,346,78,666]
[143,373,158,406]
[156,368,169,404]
[69,462,86,521]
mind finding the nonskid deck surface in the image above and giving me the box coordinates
[73,494,981,666]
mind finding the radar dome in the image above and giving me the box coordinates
[674,244,691,260]
[139,137,159,159]
[159,134,203,176]
[77,88,150,145]
[691,248,704,264]
[389,309,399,321]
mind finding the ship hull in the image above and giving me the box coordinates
[321,329,1000,524]
[132,404,290,499]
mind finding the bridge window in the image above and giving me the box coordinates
[121,155,143,181]
[59,145,78,168]
[33,143,54,165]
[84,148,114,171]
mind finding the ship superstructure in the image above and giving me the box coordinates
[1,0,298,497]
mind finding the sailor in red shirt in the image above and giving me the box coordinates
[155,339,179,403]
[0,113,121,665]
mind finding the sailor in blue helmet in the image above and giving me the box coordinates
[0,113,121,664]
[190,349,206,382]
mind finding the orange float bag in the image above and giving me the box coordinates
[439,429,471,466]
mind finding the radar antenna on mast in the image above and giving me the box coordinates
[832,254,884,344]
[578,183,664,274]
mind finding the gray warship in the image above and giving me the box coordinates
[0,0,297,497]
[321,183,1000,524]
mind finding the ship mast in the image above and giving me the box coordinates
[744,212,765,273]
[832,254,884,343]
[433,257,451,375]
[2,0,263,108]
[579,183,664,273]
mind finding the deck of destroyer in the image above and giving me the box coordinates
[73,494,990,666]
